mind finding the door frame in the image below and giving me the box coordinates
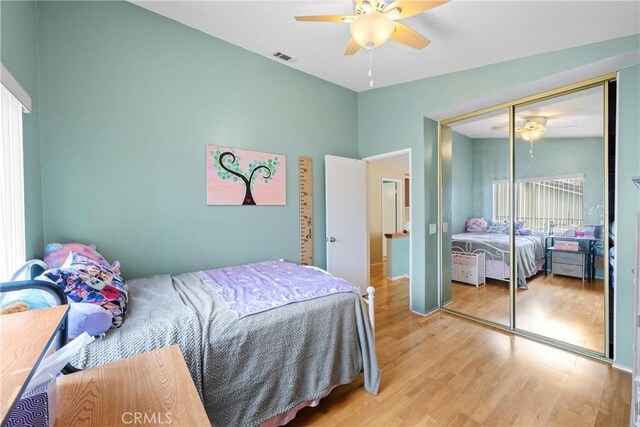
[381,178,403,258]
[436,72,616,363]
[363,148,413,310]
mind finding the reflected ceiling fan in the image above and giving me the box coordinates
[492,116,577,158]
[492,117,549,142]
[294,0,449,55]
[491,116,578,142]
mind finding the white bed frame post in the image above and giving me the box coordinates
[366,286,375,332]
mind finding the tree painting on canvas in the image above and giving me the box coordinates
[206,145,286,205]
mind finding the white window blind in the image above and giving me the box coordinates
[493,175,584,231]
[0,83,26,280]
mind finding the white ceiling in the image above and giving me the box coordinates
[450,86,604,139]
[132,0,640,92]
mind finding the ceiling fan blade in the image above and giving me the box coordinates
[548,124,579,128]
[344,38,361,56]
[294,15,353,22]
[390,22,430,49]
[384,0,449,19]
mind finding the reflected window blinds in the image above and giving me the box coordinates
[0,84,26,280]
[493,175,584,231]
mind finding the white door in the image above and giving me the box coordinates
[325,155,369,294]
[382,180,399,258]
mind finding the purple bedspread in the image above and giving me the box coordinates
[197,260,360,319]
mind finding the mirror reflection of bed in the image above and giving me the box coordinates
[441,85,611,356]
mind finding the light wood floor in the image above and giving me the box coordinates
[290,263,630,427]
[447,275,605,353]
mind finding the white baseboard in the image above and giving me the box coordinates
[612,362,632,373]
[410,307,440,317]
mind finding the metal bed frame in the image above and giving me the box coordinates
[0,264,80,374]
[451,239,511,282]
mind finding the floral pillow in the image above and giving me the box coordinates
[487,219,510,234]
[45,243,121,275]
[38,252,128,328]
[466,217,488,232]
[518,228,533,236]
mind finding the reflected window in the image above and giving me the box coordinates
[493,175,584,231]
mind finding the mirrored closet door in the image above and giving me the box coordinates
[439,77,612,358]
[514,85,608,355]
[441,109,511,327]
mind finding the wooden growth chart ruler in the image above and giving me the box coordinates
[299,156,313,266]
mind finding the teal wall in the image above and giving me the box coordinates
[451,132,473,234]
[357,35,639,366]
[35,1,358,279]
[468,137,604,225]
[468,138,509,221]
[1,0,43,259]
[615,64,640,368]
[389,237,409,278]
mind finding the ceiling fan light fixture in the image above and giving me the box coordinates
[518,117,548,142]
[358,0,373,14]
[350,12,395,49]
[385,7,401,19]
[520,128,545,142]
[520,124,546,142]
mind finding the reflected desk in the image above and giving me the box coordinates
[544,236,603,282]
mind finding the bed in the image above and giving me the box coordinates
[451,232,545,289]
[67,260,380,427]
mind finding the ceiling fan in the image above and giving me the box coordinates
[491,116,579,142]
[294,0,449,55]
[492,116,579,158]
[492,117,549,142]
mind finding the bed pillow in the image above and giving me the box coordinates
[466,217,488,232]
[44,243,121,275]
[518,228,533,236]
[37,253,128,328]
[67,303,113,339]
[487,219,510,234]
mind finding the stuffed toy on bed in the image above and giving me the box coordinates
[0,302,28,315]
[3,254,119,338]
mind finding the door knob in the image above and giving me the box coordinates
[328,237,336,243]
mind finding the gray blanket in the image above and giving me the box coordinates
[72,272,380,426]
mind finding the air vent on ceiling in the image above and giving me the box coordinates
[272,52,293,62]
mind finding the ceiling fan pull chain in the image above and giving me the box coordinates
[368,49,373,87]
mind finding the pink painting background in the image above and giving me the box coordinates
[206,145,286,205]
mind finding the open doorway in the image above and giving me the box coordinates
[382,179,403,258]
[365,151,411,293]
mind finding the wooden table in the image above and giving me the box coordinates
[0,305,69,424]
[55,345,209,426]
